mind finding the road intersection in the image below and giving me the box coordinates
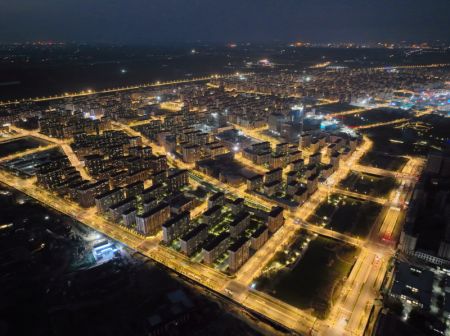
[0,118,423,335]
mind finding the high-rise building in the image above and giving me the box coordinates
[289,104,304,124]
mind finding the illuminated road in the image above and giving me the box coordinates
[324,104,388,120]
[369,63,449,70]
[352,163,419,182]
[0,132,370,336]
[315,99,341,106]
[0,131,422,336]
[322,155,424,335]
[321,185,387,205]
[8,126,92,180]
[325,249,387,336]
[379,207,400,241]
[231,123,281,146]
[291,218,362,247]
[353,106,434,130]
[352,164,397,177]
[234,152,269,174]
[111,121,166,156]
[236,136,372,293]
[377,157,424,242]
[0,168,318,335]
[113,120,274,210]
[1,111,427,335]
[0,73,253,106]
[354,118,410,130]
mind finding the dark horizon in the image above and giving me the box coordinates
[1,0,449,45]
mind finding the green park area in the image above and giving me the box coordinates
[308,193,382,238]
[255,235,359,319]
[359,152,407,171]
[339,170,398,197]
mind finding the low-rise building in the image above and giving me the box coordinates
[267,206,284,233]
[286,171,297,184]
[142,183,166,201]
[294,186,308,204]
[208,191,225,208]
[75,179,109,207]
[167,169,189,191]
[170,195,193,215]
[202,205,222,225]
[229,197,245,215]
[228,237,251,273]
[321,164,335,179]
[122,207,137,227]
[95,188,125,214]
[180,224,209,256]
[202,232,230,265]
[182,144,201,163]
[330,151,340,168]
[309,152,322,165]
[264,180,282,197]
[124,181,144,198]
[143,197,158,213]
[136,202,170,236]
[229,211,251,238]
[151,170,168,185]
[389,261,434,309]
[84,154,105,176]
[264,168,282,184]
[247,174,263,191]
[286,181,299,196]
[307,174,319,195]
[109,196,135,222]
[251,225,269,251]
[290,158,304,172]
[162,211,190,243]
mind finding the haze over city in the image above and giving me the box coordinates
[1,0,450,43]
[0,2,449,336]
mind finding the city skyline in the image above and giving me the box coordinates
[0,2,449,336]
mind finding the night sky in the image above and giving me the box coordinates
[1,0,449,44]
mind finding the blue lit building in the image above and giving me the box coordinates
[290,105,304,124]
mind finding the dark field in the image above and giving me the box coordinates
[359,152,408,171]
[0,137,49,158]
[256,236,359,319]
[341,108,410,127]
[0,185,263,336]
[308,193,382,238]
[339,171,398,197]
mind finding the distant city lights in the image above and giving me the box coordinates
[258,59,272,67]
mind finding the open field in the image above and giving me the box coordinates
[0,137,50,158]
[341,108,410,127]
[359,151,408,171]
[255,236,359,319]
[308,193,381,238]
[339,170,398,197]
